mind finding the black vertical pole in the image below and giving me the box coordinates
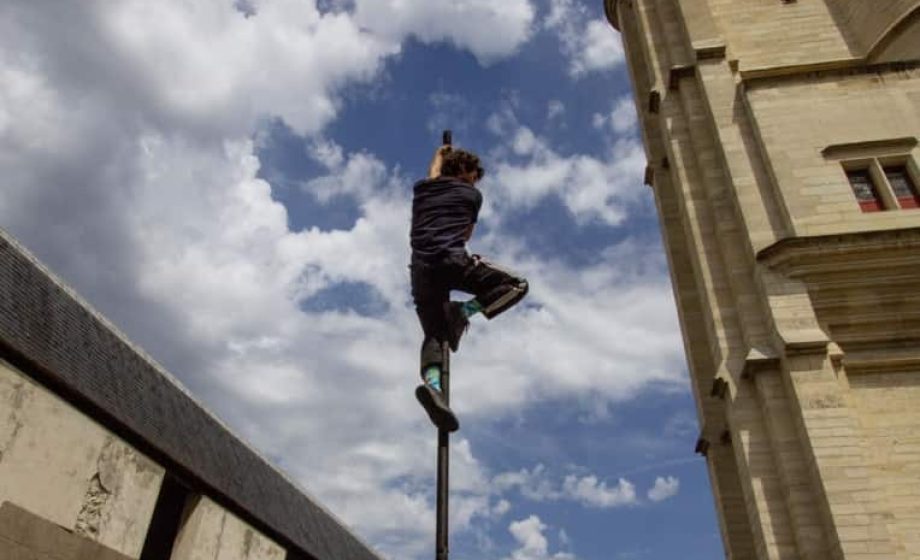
[435,340,450,560]
[436,129,452,560]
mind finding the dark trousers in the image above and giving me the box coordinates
[411,252,528,375]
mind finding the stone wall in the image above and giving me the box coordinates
[745,67,920,237]
[606,0,920,558]
[826,0,920,56]
[707,0,852,71]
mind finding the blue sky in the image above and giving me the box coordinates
[0,0,722,558]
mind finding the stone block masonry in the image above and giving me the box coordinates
[606,0,920,558]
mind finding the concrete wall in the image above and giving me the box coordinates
[0,501,133,560]
[171,497,286,560]
[0,357,286,560]
[0,358,163,557]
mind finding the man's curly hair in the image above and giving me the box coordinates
[441,149,485,181]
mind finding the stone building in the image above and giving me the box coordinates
[0,228,381,559]
[604,1,920,558]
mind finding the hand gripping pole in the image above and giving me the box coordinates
[435,340,450,560]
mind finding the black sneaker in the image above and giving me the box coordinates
[444,302,469,352]
[415,384,460,432]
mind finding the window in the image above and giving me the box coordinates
[884,166,920,209]
[846,169,884,212]
[823,137,920,214]
[838,157,920,213]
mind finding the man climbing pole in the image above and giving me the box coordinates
[410,134,529,432]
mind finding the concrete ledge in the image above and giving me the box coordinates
[756,227,920,274]
[0,501,131,560]
[0,228,381,560]
[740,59,920,88]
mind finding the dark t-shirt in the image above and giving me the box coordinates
[410,177,483,262]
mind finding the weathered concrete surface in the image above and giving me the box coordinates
[0,359,163,557]
[171,496,286,560]
[0,501,132,560]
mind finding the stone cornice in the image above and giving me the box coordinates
[841,344,920,374]
[757,227,920,277]
[741,59,920,89]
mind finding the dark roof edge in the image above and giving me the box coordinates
[0,227,383,560]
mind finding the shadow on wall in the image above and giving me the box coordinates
[823,0,920,61]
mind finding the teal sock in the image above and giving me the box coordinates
[461,299,483,318]
[424,366,442,392]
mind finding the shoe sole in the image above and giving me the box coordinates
[415,385,459,432]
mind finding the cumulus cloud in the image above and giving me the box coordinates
[506,516,576,560]
[493,499,512,517]
[485,108,646,226]
[353,0,536,64]
[492,465,644,509]
[545,0,624,77]
[593,96,638,135]
[647,476,680,502]
[494,464,562,502]
[562,475,637,508]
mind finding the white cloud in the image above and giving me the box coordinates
[305,143,396,203]
[486,120,646,226]
[493,466,639,509]
[559,528,571,546]
[547,100,566,121]
[593,96,638,135]
[353,0,536,64]
[493,464,561,502]
[562,475,637,508]
[647,476,680,502]
[506,516,576,560]
[545,0,624,77]
[493,499,512,517]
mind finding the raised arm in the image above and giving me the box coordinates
[428,145,452,179]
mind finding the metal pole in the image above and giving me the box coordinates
[435,341,450,560]
[436,129,453,560]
